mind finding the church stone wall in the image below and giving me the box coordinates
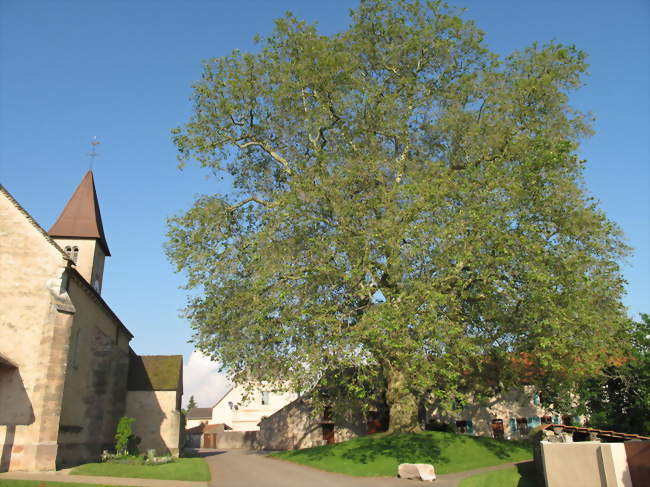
[126,390,181,456]
[55,276,131,467]
[0,193,73,472]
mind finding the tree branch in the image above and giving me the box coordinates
[227,196,277,211]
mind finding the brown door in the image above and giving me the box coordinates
[322,424,335,444]
[491,419,504,439]
[203,433,215,448]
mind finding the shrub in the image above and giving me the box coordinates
[115,416,140,455]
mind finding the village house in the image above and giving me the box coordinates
[0,171,182,472]
[186,384,296,448]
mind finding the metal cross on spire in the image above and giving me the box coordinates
[88,136,100,169]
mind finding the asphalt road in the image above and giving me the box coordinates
[201,449,532,487]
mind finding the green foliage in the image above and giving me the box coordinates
[579,313,650,436]
[114,416,139,456]
[72,458,210,481]
[168,0,629,430]
[270,431,532,476]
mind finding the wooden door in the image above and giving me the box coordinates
[491,419,504,439]
[322,424,335,444]
[203,433,215,449]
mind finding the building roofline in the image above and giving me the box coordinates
[68,266,134,339]
[211,385,236,409]
[0,184,71,262]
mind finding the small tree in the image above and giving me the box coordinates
[187,395,197,411]
[115,416,137,455]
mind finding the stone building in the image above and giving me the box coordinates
[430,387,576,440]
[0,171,182,472]
[258,397,367,450]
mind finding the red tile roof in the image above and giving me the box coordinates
[543,424,650,441]
[48,170,110,255]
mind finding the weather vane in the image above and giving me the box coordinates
[88,136,100,169]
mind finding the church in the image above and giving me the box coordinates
[0,171,183,472]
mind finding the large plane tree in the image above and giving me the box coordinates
[167,0,629,432]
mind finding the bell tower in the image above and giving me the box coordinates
[48,170,110,293]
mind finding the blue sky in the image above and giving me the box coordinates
[1,1,647,405]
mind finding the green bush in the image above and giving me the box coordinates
[114,417,140,456]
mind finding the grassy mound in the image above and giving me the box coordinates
[459,462,543,487]
[270,431,532,477]
[71,457,210,481]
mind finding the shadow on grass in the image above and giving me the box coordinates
[278,431,532,475]
[470,435,530,460]
[515,461,544,487]
[344,433,448,466]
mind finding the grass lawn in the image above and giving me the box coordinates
[459,462,544,487]
[270,431,533,477]
[71,457,210,481]
[0,481,130,487]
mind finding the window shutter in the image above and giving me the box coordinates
[467,420,474,434]
[509,418,516,434]
[553,415,560,424]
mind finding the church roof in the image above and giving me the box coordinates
[48,170,110,256]
[128,352,183,391]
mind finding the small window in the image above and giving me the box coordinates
[516,417,529,435]
[456,420,468,433]
[260,391,270,405]
[541,416,552,425]
[491,419,504,439]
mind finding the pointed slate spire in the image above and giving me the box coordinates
[48,170,111,256]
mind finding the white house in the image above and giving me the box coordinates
[209,384,297,431]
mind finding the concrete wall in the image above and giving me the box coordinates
[206,431,258,449]
[211,385,297,431]
[126,390,181,456]
[540,442,633,487]
[55,276,131,467]
[258,397,367,451]
[0,192,74,472]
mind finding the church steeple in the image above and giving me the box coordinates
[48,170,110,293]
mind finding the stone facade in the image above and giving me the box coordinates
[0,188,74,471]
[0,175,183,472]
[257,397,367,450]
[430,387,579,439]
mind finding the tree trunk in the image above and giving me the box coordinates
[385,365,422,433]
